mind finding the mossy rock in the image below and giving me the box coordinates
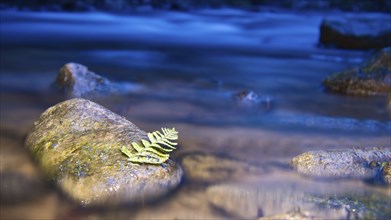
[323,47,391,95]
[25,98,183,206]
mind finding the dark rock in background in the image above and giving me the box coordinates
[25,98,183,206]
[323,47,391,95]
[319,15,391,50]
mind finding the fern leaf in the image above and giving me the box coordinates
[120,127,179,165]
[120,146,133,157]
[131,142,143,152]
[148,133,156,143]
[149,143,174,152]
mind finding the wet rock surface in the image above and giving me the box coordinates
[55,63,142,98]
[379,162,391,184]
[180,152,265,184]
[291,148,391,179]
[206,182,391,219]
[307,193,391,219]
[25,98,183,206]
[319,15,391,50]
[323,47,391,95]
[233,90,273,110]
[258,208,314,220]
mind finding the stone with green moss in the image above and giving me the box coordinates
[322,47,391,95]
[25,98,183,206]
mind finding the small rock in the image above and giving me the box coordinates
[25,98,183,206]
[181,152,264,184]
[233,90,273,111]
[291,148,391,179]
[55,62,142,98]
[323,47,391,95]
[319,15,391,50]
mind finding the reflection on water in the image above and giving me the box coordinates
[0,8,390,219]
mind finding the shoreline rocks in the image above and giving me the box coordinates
[322,47,391,95]
[55,63,142,98]
[25,98,183,206]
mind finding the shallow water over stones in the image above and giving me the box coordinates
[1,7,391,219]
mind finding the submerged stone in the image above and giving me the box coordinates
[206,183,391,219]
[55,62,142,98]
[291,148,391,179]
[258,208,313,220]
[181,152,264,184]
[25,98,183,206]
[322,47,391,95]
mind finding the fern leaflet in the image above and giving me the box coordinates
[120,127,178,164]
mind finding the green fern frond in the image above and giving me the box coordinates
[120,127,179,164]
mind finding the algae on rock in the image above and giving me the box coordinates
[322,47,391,95]
[25,98,183,206]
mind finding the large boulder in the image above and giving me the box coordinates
[55,63,142,98]
[25,98,183,206]
[322,47,391,95]
[319,15,391,50]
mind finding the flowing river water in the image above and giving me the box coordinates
[1,8,390,219]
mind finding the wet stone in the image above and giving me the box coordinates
[307,193,391,219]
[206,183,391,219]
[206,183,348,219]
[322,47,391,95]
[380,162,391,184]
[319,15,391,50]
[291,148,391,179]
[55,62,142,98]
[257,208,313,220]
[25,98,183,206]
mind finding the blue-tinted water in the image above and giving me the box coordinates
[0,9,390,219]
